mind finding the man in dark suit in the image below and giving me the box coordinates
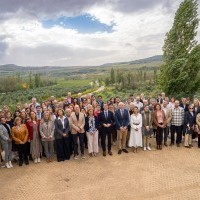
[99,103,115,156]
[115,102,130,154]
[180,97,189,112]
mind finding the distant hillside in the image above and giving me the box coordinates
[101,55,163,67]
[0,55,163,76]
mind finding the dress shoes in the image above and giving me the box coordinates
[25,160,29,165]
[19,161,23,166]
[108,151,113,156]
[118,150,122,155]
[122,149,128,153]
[103,151,106,157]
[185,146,191,148]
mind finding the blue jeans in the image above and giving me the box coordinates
[163,126,169,143]
[171,125,182,144]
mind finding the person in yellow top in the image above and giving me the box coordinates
[12,117,29,166]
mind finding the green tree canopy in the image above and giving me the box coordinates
[159,0,200,97]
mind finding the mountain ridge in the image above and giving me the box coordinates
[0,55,163,69]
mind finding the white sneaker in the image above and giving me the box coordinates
[74,156,78,160]
[37,158,41,163]
[147,146,151,151]
[5,162,11,169]
[9,161,13,168]
[144,147,147,151]
[34,159,38,164]
[81,155,86,159]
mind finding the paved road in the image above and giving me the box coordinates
[1,139,200,200]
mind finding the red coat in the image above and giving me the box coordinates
[26,120,40,140]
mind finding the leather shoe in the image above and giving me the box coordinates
[19,161,23,166]
[108,151,113,156]
[103,151,106,157]
[25,160,29,165]
[164,143,168,147]
[122,149,129,153]
[118,150,122,155]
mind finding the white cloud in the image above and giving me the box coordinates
[0,0,199,66]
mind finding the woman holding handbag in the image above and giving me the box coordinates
[85,109,99,157]
[184,105,195,148]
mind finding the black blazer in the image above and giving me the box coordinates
[85,116,99,132]
[180,103,189,112]
[194,106,200,115]
[99,110,115,127]
[156,98,163,104]
[76,97,83,104]
[184,111,195,127]
[54,117,70,139]
[114,109,130,130]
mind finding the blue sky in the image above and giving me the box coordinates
[0,0,199,66]
[42,14,114,33]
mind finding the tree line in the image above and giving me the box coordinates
[0,72,57,93]
[105,68,157,91]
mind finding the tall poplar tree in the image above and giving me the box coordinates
[110,68,115,84]
[159,0,200,97]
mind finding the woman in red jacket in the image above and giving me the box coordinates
[26,111,42,163]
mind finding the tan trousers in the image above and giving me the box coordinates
[184,134,192,146]
[117,129,127,150]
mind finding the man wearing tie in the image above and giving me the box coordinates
[99,103,115,156]
[115,102,130,154]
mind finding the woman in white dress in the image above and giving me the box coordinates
[129,106,143,153]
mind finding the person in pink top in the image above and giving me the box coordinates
[153,103,167,150]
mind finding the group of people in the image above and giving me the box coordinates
[0,92,200,169]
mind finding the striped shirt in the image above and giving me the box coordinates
[171,107,184,126]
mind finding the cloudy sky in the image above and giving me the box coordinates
[0,0,199,66]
